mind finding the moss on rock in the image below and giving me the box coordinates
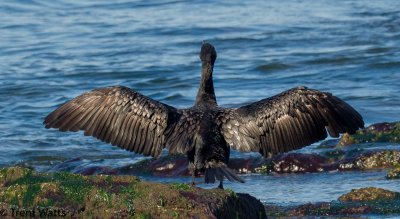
[0,167,33,187]
[0,167,266,218]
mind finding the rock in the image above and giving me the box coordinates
[0,166,33,187]
[318,121,400,147]
[339,150,400,170]
[115,155,264,177]
[49,157,117,176]
[286,202,376,216]
[259,150,400,174]
[49,148,400,179]
[317,139,340,149]
[116,155,190,177]
[339,187,399,202]
[265,187,400,217]
[338,121,400,146]
[227,157,265,174]
[45,119,400,178]
[0,167,266,218]
[255,153,333,174]
[322,149,347,161]
[386,166,400,179]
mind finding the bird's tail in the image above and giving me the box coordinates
[204,162,245,183]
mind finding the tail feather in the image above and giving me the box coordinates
[224,167,244,182]
[204,162,245,183]
[215,168,224,181]
[205,168,216,183]
[222,168,235,181]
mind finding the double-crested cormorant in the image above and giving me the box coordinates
[44,43,364,189]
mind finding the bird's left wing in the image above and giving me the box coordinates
[218,86,364,157]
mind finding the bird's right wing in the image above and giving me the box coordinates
[218,86,364,157]
[44,86,197,157]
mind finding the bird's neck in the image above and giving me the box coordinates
[195,63,217,107]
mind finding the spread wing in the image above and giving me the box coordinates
[44,86,198,157]
[219,86,364,157]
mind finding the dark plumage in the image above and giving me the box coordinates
[44,43,364,189]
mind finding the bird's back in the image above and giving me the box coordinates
[183,106,229,166]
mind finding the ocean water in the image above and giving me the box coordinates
[0,0,399,205]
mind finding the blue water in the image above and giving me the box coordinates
[1,0,399,206]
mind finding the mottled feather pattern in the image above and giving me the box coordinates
[219,86,364,157]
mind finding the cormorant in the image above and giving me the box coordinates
[44,43,364,189]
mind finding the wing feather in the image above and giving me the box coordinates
[44,86,197,157]
[219,86,364,157]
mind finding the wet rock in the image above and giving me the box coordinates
[115,155,263,177]
[386,166,400,179]
[338,121,400,146]
[74,166,117,175]
[116,155,190,177]
[265,187,400,217]
[255,153,333,174]
[321,149,347,161]
[339,150,400,170]
[339,187,399,202]
[122,153,335,176]
[49,157,118,176]
[50,148,400,179]
[317,139,340,149]
[49,157,84,172]
[228,157,265,174]
[0,167,266,218]
[46,120,400,178]
[286,202,378,216]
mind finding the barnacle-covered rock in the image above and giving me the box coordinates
[338,121,400,146]
[386,166,400,180]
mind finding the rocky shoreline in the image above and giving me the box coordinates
[48,122,400,178]
[1,167,399,218]
[0,121,399,218]
[266,187,400,217]
[0,167,265,218]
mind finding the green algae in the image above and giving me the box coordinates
[169,182,191,191]
[22,184,41,206]
[225,188,237,198]
[47,172,92,207]
[0,167,265,218]
[0,167,33,186]
[254,163,273,174]
[339,122,400,146]
[120,181,143,198]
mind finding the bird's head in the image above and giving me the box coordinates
[200,42,217,65]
